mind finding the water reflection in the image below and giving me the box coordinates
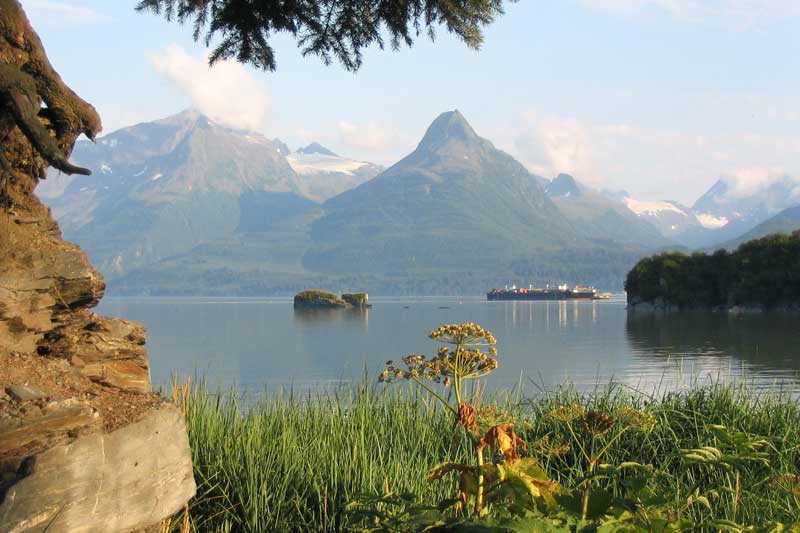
[95,298,800,396]
[625,311,800,391]
[626,312,800,370]
[293,307,370,328]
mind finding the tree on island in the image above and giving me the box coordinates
[136,0,512,71]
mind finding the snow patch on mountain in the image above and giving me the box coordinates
[696,213,729,229]
[243,134,271,146]
[623,197,687,216]
[287,154,368,176]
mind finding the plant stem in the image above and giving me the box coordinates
[476,443,485,516]
[734,470,741,520]
[581,460,595,521]
[453,343,463,406]
[409,376,457,415]
[581,436,598,522]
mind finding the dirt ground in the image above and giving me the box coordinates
[0,350,165,456]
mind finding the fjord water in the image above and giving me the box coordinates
[98,297,800,395]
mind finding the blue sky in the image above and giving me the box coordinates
[22,0,800,204]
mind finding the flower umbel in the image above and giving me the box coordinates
[379,322,499,407]
[581,409,616,438]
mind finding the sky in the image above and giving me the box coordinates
[21,0,800,204]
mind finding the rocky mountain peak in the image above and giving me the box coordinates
[148,108,218,135]
[417,109,481,152]
[693,178,729,209]
[546,173,582,198]
[297,142,338,157]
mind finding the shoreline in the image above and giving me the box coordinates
[627,300,800,313]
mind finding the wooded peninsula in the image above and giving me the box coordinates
[626,231,800,311]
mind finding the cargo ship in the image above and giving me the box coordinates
[487,284,602,301]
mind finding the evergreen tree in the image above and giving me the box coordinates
[136,0,512,71]
[625,231,800,309]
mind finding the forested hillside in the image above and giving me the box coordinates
[625,231,800,309]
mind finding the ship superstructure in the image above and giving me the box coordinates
[487,284,601,301]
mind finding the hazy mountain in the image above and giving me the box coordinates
[296,142,338,156]
[612,194,701,239]
[38,110,311,277]
[118,112,650,294]
[610,175,800,249]
[545,174,669,248]
[716,205,800,250]
[693,177,800,226]
[685,176,800,244]
[36,111,388,281]
[38,109,663,294]
[304,110,582,275]
[287,143,383,202]
[545,173,582,198]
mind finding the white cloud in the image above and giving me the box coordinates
[722,168,798,197]
[150,45,270,133]
[513,116,594,181]
[336,120,390,150]
[22,0,109,27]
[580,0,800,27]
[509,111,800,204]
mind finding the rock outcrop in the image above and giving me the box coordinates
[0,1,195,530]
[342,292,370,308]
[294,290,371,309]
[0,405,195,532]
[294,289,350,309]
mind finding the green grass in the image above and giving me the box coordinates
[178,380,800,531]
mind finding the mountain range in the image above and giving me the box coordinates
[715,205,800,250]
[38,109,800,295]
[611,174,800,248]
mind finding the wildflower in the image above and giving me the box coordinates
[379,323,499,388]
[581,410,616,437]
[770,473,800,498]
[476,406,514,429]
[533,435,572,458]
[616,407,656,432]
[548,405,586,424]
[429,322,497,348]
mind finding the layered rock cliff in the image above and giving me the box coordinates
[0,1,195,530]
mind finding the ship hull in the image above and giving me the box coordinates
[487,291,596,301]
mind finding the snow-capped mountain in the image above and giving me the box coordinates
[544,174,669,248]
[620,196,702,239]
[35,111,382,278]
[287,143,383,202]
[611,174,800,248]
[692,176,800,230]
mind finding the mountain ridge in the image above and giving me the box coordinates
[543,174,669,248]
[37,108,784,295]
[715,205,800,250]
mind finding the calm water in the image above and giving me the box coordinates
[97,297,800,395]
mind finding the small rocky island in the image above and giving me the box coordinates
[294,290,370,309]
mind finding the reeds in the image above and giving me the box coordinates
[172,379,800,531]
